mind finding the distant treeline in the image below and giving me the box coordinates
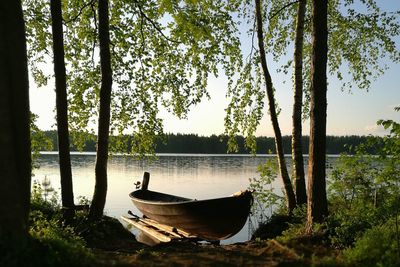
[41,130,381,154]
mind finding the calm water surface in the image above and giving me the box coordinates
[33,153,338,244]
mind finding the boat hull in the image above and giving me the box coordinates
[129,190,253,241]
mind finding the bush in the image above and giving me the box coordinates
[1,183,96,267]
[1,210,94,267]
[327,123,400,247]
[327,111,400,264]
[252,214,292,240]
[343,216,400,267]
[249,159,286,224]
[251,205,308,245]
[28,210,94,267]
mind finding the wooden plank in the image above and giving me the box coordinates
[121,215,171,243]
[140,218,182,238]
[141,217,197,239]
[127,210,197,239]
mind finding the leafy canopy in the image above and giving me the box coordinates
[224,0,400,150]
[24,0,244,155]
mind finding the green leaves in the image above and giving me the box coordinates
[342,216,400,267]
[328,108,400,247]
[249,159,284,221]
[328,1,400,91]
[24,0,243,156]
[265,0,400,92]
[224,0,400,152]
[224,59,265,153]
[23,0,53,87]
[30,113,53,170]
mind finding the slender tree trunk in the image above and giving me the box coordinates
[0,0,31,242]
[89,0,112,220]
[292,0,307,205]
[255,0,296,214]
[307,0,328,227]
[50,0,75,223]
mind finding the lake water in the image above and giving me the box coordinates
[33,152,338,244]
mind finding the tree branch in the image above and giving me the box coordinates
[269,0,300,21]
[64,0,96,24]
[133,0,180,44]
[91,1,97,66]
[139,13,146,55]
[245,18,257,63]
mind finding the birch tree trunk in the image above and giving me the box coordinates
[50,0,75,223]
[292,0,307,205]
[89,0,112,220]
[255,0,296,214]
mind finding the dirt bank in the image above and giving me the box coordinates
[91,239,310,266]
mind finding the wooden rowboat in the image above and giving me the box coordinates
[129,189,253,241]
[129,174,253,241]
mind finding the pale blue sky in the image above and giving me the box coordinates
[30,0,399,137]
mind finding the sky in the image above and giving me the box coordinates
[29,1,400,137]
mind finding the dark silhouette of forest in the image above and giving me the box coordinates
[41,130,380,154]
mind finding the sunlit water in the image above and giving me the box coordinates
[33,152,338,244]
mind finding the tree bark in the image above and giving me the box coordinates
[292,0,307,205]
[89,0,112,220]
[50,0,75,223]
[307,0,328,226]
[255,0,296,214]
[0,0,31,242]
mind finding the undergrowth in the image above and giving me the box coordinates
[251,112,400,266]
[2,180,128,267]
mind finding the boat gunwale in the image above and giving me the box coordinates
[129,189,250,206]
